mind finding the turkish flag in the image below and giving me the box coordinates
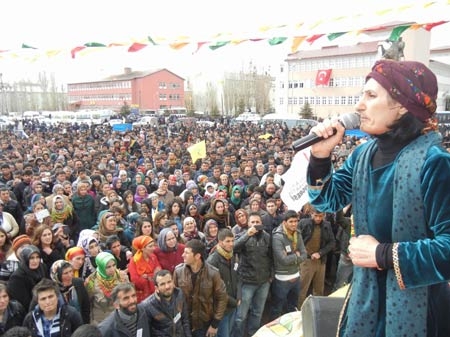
[315,69,332,86]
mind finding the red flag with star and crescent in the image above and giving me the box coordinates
[315,69,332,86]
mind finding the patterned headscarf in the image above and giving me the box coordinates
[366,59,437,122]
[65,246,85,261]
[50,259,73,284]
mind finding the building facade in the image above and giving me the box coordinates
[277,30,450,119]
[67,68,185,112]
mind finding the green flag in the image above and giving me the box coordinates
[268,37,287,45]
[209,41,230,51]
[84,42,106,47]
[22,43,37,49]
[388,25,411,41]
[148,36,157,45]
[327,32,346,41]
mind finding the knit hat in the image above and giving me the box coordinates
[65,246,85,261]
[12,234,32,253]
[366,59,437,122]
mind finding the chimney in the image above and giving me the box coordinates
[124,67,132,74]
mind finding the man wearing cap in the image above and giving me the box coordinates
[307,60,450,336]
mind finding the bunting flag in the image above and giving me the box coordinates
[291,36,307,53]
[193,41,208,53]
[423,20,447,31]
[209,41,230,50]
[268,37,288,46]
[128,42,147,52]
[187,140,206,164]
[22,43,37,49]
[280,149,311,212]
[388,25,411,41]
[169,42,189,50]
[147,36,157,45]
[0,1,448,62]
[327,32,347,41]
[315,69,332,86]
[71,46,86,58]
[84,42,106,47]
[306,34,325,44]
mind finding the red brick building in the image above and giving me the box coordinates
[67,67,185,112]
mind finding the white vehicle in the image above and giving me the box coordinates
[235,112,261,123]
[132,116,159,129]
[261,113,318,129]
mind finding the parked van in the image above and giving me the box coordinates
[261,113,318,129]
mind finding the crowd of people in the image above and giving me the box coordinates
[0,114,360,337]
[0,58,449,337]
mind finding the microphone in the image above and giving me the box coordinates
[291,113,360,152]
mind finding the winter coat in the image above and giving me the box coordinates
[142,287,192,337]
[97,305,151,337]
[23,304,83,337]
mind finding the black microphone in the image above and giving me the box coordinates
[291,113,360,152]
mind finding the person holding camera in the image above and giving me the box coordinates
[233,212,272,337]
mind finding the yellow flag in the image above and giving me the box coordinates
[187,140,206,163]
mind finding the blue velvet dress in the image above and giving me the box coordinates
[308,134,450,337]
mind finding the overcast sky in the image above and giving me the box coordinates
[1,0,448,84]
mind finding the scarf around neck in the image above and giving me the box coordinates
[216,245,233,260]
[340,131,441,337]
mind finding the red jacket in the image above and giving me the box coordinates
[154,244,185,273]
[128,254,161,303]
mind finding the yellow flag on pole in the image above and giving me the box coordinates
[187,140,206,163]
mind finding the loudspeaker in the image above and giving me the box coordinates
[301,296,345,337]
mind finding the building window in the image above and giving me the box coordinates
[348,96,354,105]
[279,97,284,105]
[322,96,327,104]
[334,96,340,105]
[299,97,304,105]
[293,97,298,105]
[159,82,167,89]
[340,96,346,105]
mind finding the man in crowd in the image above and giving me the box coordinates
[206,229,239,337]
[143,269,192,336]
[271,210,307,319]
[98,283,151,337]
[23,279,83,337]
[174,239,228,337]
[298,205,336,307]
[233,212,272,337]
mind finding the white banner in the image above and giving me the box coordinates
[281,149,311,212]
